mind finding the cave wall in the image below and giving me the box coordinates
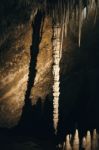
[0,7,54,127]
[0,20,33,127]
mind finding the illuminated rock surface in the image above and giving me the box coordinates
[0,22,32,127]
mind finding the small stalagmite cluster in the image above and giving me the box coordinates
[60,129,99,150]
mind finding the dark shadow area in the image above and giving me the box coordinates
[0,95,56,150]
[11,10,44,136]
[28,95,54,139]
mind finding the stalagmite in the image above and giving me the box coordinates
[69,134,72,141]
[52,24,61,134]
[86,131,91,150]
[82,137,87,149]
[63,142,66,150]
[73,129,79,150]
[92,129,98,150]
[65,135,72,150]
[63,129,99,150]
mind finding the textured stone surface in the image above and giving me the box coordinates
[0,21,32,127]
[31,17,53,104]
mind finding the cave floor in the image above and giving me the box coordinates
[0,135,56,150]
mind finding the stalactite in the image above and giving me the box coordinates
[93,1,98,25]
[47,0,99,48]
[82,7,87,20]
[63,1,69,38]
[78,0,83,47]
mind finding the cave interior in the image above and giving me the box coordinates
[0,0,99,150]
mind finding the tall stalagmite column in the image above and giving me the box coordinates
[52,23,62,134]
